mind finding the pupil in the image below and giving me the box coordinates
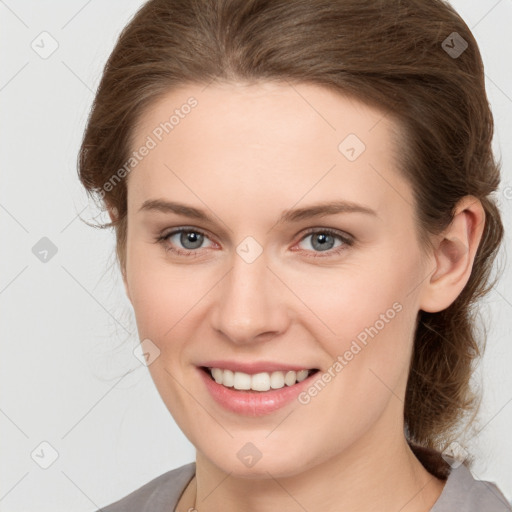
[314,233,333,251]
[182,231,202,249]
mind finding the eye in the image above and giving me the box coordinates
[295,228,353,258]
[156,228,214,257]
[155,227,354,258]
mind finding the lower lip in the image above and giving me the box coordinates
[198,367,318,416]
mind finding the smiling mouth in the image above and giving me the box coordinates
[199,366,320,392]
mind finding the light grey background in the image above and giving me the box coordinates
[1,1,511,510]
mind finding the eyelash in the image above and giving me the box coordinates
[154,227,354,259]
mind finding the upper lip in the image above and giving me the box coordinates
[198,360,318,374]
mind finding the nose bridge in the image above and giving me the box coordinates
[212,240,287,344]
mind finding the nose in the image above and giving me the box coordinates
[210,247,290,346]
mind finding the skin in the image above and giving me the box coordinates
[110,81,485,512]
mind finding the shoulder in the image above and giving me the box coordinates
[409,442,511,511]
[94,462,196,512]
[431,463,512,512]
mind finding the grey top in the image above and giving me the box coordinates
[96,460,512,512]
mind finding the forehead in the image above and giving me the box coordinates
[134,80,397,150]
[127,81,412,217]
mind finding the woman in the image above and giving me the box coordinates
[78,0,511,510]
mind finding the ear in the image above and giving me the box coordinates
[107,205,132,303]
[419,196,485,313]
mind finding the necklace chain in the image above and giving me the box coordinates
[177,475,196,511]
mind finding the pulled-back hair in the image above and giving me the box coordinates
[77,0,504,462]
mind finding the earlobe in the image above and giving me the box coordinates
[419,196,485,313]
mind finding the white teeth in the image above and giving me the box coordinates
[233,371,251,390]
[208,368,314,391]
[296,369,310,382]
[270,371,284,389]
[252,372,271,391]
[284,370,297,386]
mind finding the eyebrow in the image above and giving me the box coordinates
[138,199,378,224]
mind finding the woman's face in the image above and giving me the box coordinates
[122,81,432,477]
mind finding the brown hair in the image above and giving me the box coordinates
[78,0,504,466]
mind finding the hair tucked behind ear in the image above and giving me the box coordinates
[77,0,504,464]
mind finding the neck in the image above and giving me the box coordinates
[178,427,446,512]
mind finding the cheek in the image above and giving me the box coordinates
[126,247,208,339]
[286,249,415,340]
[127,229,422,364]
[289,247,420,396]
